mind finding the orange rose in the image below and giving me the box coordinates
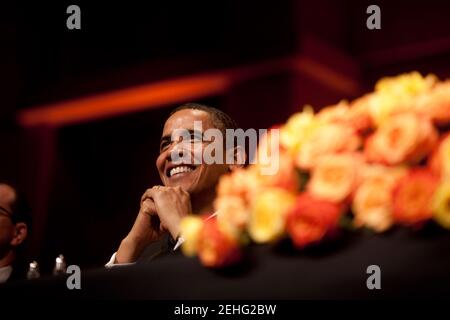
[415,80,450,125]
[365,112,438,165]
[286,193,343,247]
[316,101,349,124]
[359,163,407,185]
[197,217,241,268]
[429,133,450,179]
[295,123,361,170]
[254,128,287,178]
[352,165,406,232]
[308,153,362,202]
[347,94,375,132]
[215,195,250,236]
[392,169,439,226]
[216,167,262,204]
[318,99,373,132]
[256,149,299,192]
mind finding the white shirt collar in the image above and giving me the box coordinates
[173,211,218,251]
[206,211,218,220]
[0,265,13,283]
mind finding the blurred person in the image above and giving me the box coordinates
[107,103,244,266]
[0,181,31,283]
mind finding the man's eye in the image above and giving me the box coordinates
[160,141,170,151]
[190,133,203,142]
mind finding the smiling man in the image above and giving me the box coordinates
[107,103,243,265]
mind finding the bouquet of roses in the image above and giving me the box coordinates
[180,72,450,268]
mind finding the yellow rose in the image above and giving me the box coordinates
[248,188,296,243]
[179,215,204,257]
[375,72,436,97]
[370,72,437,125]
[308,153,362,202]
[432,182,450,229]
[354,207,393,233]
[280,106,318,154]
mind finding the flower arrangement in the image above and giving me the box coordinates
[180,72,450,268]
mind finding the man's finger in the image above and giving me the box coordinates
[141,185,165,204]
[141,188,154,203]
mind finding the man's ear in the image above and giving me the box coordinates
[10,222,28,247]
[228,145,247,172]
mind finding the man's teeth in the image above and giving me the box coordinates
[169,166,194,177]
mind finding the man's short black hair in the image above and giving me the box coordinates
[169,103,238,133]
[0,181,32,230]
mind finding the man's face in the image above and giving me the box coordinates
[156,109,229,195]
[0,184,16,252]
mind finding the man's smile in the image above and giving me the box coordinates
[165,164,199,178]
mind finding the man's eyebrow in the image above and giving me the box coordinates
[160,135,171,144]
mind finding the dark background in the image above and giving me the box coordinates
[1,0,450,272]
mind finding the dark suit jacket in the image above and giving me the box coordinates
[6,260,27,283]
[136,233,180,264]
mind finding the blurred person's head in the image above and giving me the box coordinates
[0,181,31,267]
[156,103,244,211]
